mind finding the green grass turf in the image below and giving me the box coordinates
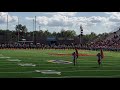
[0,49,120,78]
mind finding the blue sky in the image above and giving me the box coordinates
[0,12,120,35]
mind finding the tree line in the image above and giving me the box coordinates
[0,24,109,44]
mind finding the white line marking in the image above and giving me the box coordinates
[35,70,61,75]
[0,57,11,58]
[18,63,36,67]
[61,70,120,72]
[60,75,120,78]
[0,71,34,73]
[0,69,120,74]
[33,75,120,78]
[7,59,21,62]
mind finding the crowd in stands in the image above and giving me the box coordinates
[0,34,120,52]
[89,34,120,51]
[0,43,89,50]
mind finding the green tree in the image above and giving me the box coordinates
[15,24,28,40]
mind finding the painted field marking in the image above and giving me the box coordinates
[35,70,61,75]
[18,63,36,67]
[7,59,21,62]
[48,60,72,64]
[0,57,11,58]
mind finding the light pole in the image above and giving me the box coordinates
[18,17,19,42]
[35,16,36,31]
[0,14,2,30]
[7,14,8,30]
[39,25,40,31]
[33,19,34,43]
[80,25,83,48]
[6,14,8,44]
[18,17,19,25]
[34,16,36,44]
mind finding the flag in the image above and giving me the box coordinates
[100,48,104,59]
[75,48,78,58]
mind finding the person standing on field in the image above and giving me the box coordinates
[96,53,102,66]
[72,52,76,66]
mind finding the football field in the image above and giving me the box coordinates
[0,49,120,78]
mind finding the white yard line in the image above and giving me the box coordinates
[61,70,120,72]
[33,75,120,78]
[60,75,120,78]
[0,71,34,73]
[7,59,21,62]
[0,69,120,74]
[1,65,120,69]
[0,57,11,58]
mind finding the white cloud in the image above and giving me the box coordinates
[0,12,18,24]
[109,16,120,22]
[26,14,110,35]
[26,14,74,27]
[100,12,120,33]
[2,12,120,34]
[56,12,77,16]
[25,17,33,20]
[44,12,77,16]
[105,12,120,17]
[105,12,120,22]
[89,16,106,23]
[37,16,48,25]
[48,14,74,26]
[26,12,120,34]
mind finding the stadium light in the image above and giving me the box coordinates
[80,25,83,47]
[7,14,8,30]
[0,14,2,29]
[6,14,8,44]
[34,16,36,44]
[39,25,40,31]
[18,17,19,25]
[18,17,19,42]
[33,19,34,43]
[35,16,36,31]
